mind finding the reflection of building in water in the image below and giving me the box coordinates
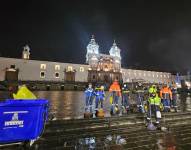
[0,37,173,84]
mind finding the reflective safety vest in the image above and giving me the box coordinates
[148,94,161,105]
[160,87,172,100]
[122,90,130,93]
[109,81,121,96]
[122,87,130,94]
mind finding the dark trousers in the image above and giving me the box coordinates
[122,94,129,107]
[85,96,93,112]
[95,98,103,109]
[162,99,170,112]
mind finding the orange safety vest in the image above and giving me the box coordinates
[109,81,121,96]
[160,87,172,100]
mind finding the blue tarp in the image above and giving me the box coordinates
[0,99,49,144]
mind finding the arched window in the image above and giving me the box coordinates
[55,72,59,78]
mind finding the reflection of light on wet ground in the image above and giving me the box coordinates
[78,137,96,149]
[77,135,126,150]
[31,91,191,119]
[155,132,176,150]
[186,96,191,111]
[1,91,190,119]
[105,135,127,145]
[156,138,165,150]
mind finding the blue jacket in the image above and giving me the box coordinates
[95,90,105,100]
[85,88,94,97]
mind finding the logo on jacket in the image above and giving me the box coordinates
[4,111,28,128]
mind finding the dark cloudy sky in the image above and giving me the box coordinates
[0,0,191,73]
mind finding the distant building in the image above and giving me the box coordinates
[0,36,172,84]
[86,36,122,83]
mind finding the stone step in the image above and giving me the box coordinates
[47,112,191,127]
[33,122,191,149]
[45,112,191,132]
[43,118,191,139]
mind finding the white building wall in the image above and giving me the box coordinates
[0,57,173,83]
[0,57,89,82]
[121,68,172,84]
[74,64,88,82]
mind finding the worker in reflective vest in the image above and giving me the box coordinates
[94,85,105,110]
[160,85,172,112]
[121,83,130,111]
[109,80,122,115]
[171,85,178,112]
[147,85,162,124]
[84,83,94,113]
[135,83,145,113]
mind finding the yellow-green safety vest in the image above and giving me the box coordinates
[148,95,161,105]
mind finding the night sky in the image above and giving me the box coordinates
[0,0,191,73]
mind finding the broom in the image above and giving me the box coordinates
[147,103,156,130]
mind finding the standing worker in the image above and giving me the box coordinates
[121,83,130,114]
[109,79,122,115]
[135,83,145,113]
[94,85,105,117]
[160,84,172,112]
[147,85,162,126]
[84,83,94,113]
[171,85,178,112]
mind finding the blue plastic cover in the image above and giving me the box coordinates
[0,99,49,144]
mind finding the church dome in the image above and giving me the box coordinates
[109,40,121,59]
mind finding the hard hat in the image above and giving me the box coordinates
[100,85,104,90]
[152,85,156,88]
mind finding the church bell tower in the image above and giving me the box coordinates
[22,45,30,60]
[86,35,99,64]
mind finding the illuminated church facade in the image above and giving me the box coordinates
[0,36,173,84]
[86,36,122,83]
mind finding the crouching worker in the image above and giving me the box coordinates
[147,85,162,127]
[94,85,105,118]
[84,83,94,118]
[13,85,37,99]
